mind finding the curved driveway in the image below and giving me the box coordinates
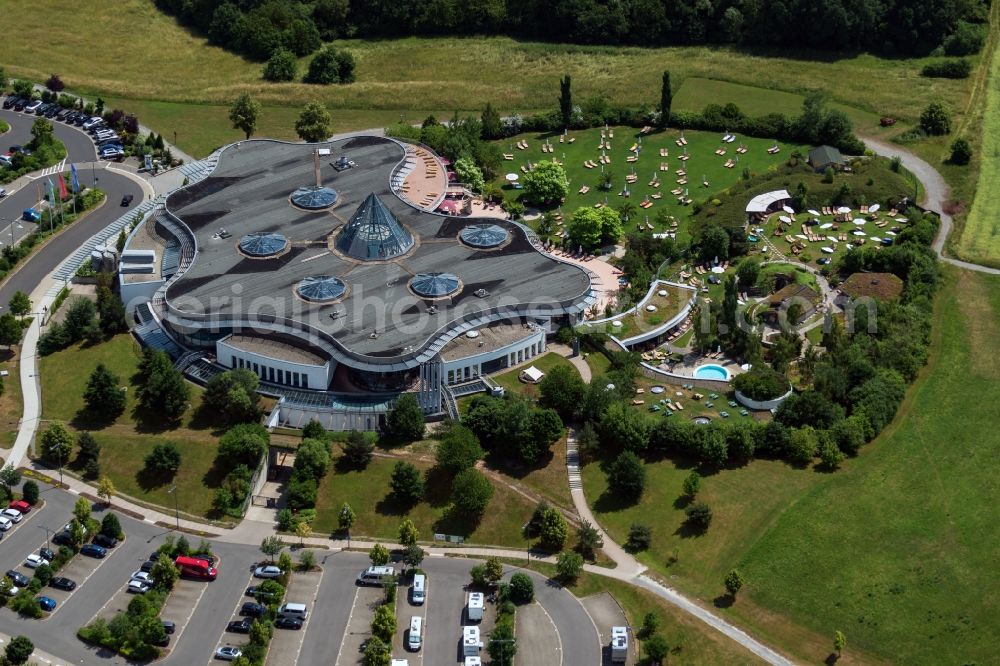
[863,136,1000,275]
[0,108,144,311]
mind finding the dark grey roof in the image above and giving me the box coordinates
[162,137,592,365]
[808,145,843,165]
[460,224,509,249]
[410,272,460,298]
[335,193,413,260]
[291,186,338,210]
[239,232,287,257]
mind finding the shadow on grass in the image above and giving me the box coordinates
[673,520,709,539]
[374,492,416,518]
[592,490,639,514]
[672,494,693,510]
[134,465,177,493]
[432,506,479,538]
[483,448,553,481]
[423,466,454,509]
[713,594,735,609]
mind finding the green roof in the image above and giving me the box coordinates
[808,145,843,166]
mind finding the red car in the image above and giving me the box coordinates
[8,501,30,514]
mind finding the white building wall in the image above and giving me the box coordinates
[216,336,333,389]
[442,328,545,385]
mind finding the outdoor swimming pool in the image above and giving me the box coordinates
[694,364,730,380]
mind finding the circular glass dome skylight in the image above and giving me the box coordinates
[460,224,510,249]
[291,186,339,210]
[296,276,347,303]
[239,232,288,258]
[410,272,461,298]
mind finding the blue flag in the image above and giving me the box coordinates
[70,163,80,193]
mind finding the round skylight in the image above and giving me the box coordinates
[460,223,510,249]
[291,186,339,210]
[296,276,347,303]
[239,232,288,258]
[409,272,461,299]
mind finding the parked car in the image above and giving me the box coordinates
[55,109,70,120]
[36,596,56,611]
[253,565,282,579]
[39,548,55,562]
[0,188,6,198]
[0,517,13,532]
[140,559,156,573]
[1,96,19,110]
[6,571,28,587]
[128,579,151,594]
[1,509,23,523]
[44,106,59,118]
[239,602,265,618]
[49,577,76,591]
[274,616,303,630]
[22,208,41,223]
[0,154,12,168]
[120,194,134,207]
[215,647,242,661]
[8,145,30,155]
[24,554,50,569]
[82,117,103,130]
[24,100,42,113]
[162,620,176,634]
[93,534,118,548]
[131,571,153,584]
[33,103,50,115]
[80,544,107,558]
[13,99,28,112]
[227,619,252,634]
[8,500,30,514]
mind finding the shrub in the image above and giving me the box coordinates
[950,138,972,165]
[606,451,646,503]
[101,513,123,539]
[144,443,181,476]
[263,48,297,82]
[625,524,652,552]
[555,551,584,582]
[21,481,38,505]
[685,502,713,531]
[919,102,951,136]
[732,365,789,401]
[921,59,972,79]
[508,572,534,604]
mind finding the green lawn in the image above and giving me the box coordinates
[583,267,1000,664]
[0,348,22,448]
[38,335,227,520]
[313,453,534,548]
[491,351,575,399]
[498,126,802,239]
[583,286,691,340]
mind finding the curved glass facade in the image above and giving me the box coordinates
[239,232,288,257]
[410,272,460,298]
[460,224,509,249]
[296,276,347,303]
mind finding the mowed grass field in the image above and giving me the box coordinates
[0,1,976,148]
[313,452,535,547]
[957,30,1000,267]
[500,126,801,239]
[38,334,226,520]
[583,266,1000,664]
[0,348,21,448]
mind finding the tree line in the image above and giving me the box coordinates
[155,0,988,58]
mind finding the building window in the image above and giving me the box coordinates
[253,363,259,375]
[302,375,309,389]
[268,367,275,382]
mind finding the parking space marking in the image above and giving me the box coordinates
[333,586,360,666]
[277,567,326,666]
[166,578,209,648]
[535,601,564,666]
[204,572,257,666]
[43,535,128,616]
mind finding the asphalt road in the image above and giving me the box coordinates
[0,107,143,313]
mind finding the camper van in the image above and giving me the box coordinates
[611,626,629,663]
[464,658,482,666]
[407,616,422,651]
[411,574,426,605]
[466,592,484,622]
[391,660,410,666]
[462,626,483,657]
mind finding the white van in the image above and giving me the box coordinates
[357,565,396,586]
[277,602,309,620]
[464,658,482,666]
[462,626,482,656]
[411,574,426,605]
[407,616,422,651]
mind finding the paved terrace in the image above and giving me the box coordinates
[164,137,591,361]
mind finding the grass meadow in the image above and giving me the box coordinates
[38,334,227,520]
[0,347,21,448]
[583,266,1000,664]
[957,24,1000,267]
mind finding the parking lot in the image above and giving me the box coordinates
[265,566,324,666]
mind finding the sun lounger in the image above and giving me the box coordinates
[578,186,590,194]
[715,148,726,156]
[626,156,638,163]
[568,137,575,143]
[503,153,514,160]
[659,148,669,157]
[641,201,653,209]
[559,134,564,143]
[671,188,683,196]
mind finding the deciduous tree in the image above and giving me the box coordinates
[229,93,262,140]
[294,102,332,143]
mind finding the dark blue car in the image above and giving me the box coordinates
[80,544,107,559]
[36,596,56,611]
[22,208,40,223]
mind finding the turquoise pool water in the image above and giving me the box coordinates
[694,364,730,380]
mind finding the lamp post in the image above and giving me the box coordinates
[38,525,55,550]
[489,638,516,666]
[167,485,179,530]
